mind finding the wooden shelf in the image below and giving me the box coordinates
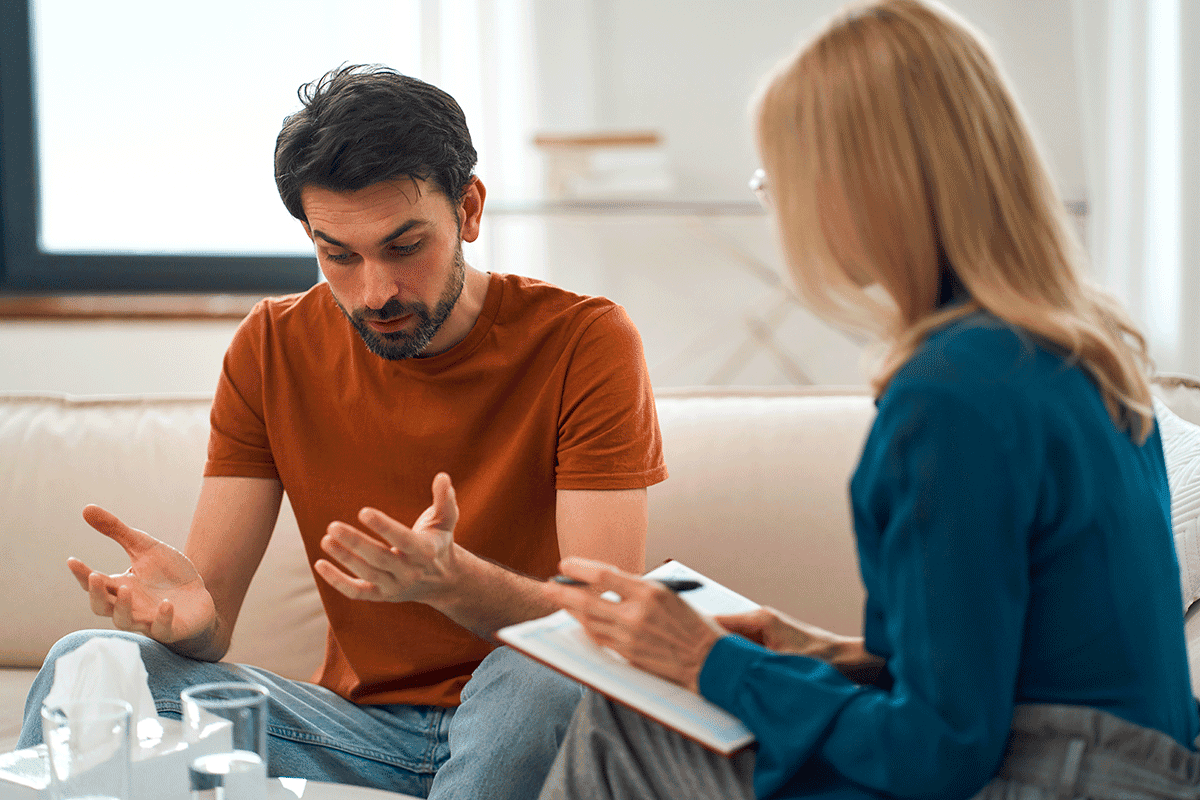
[533,131,661,149]
[487,199,765,217]
[0,293,263,320]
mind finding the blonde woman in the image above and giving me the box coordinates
[537,1,1200,798]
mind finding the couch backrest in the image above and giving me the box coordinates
[0,393,325,680]
[4,381,1198,685]
[0,388,878,677]
[650,387,875,633]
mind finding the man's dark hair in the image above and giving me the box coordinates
[274,64,478,221]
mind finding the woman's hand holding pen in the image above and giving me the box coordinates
[545,557,728,694]
[545,559,888,688]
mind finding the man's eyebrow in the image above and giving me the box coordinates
[311,220,427,250]
[310,229,350,250]
[378,220,425,245]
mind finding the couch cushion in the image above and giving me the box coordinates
[0,393,325,681]
[1155,399,1200,611]
[1154,391,1200,699]
[1151,374,1200,697]
[649,386,876,635]
[0,669,37,752]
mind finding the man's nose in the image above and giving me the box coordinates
[361,259,402,311]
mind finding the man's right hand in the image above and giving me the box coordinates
[67,505,219,649]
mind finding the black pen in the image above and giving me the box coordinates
[551,575,704,593]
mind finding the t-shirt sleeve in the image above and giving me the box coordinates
[554,304,668,490]
[204,302,279,481]
[700,384,1032,798]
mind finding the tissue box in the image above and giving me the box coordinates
[0,716,232,800]
[0,748,47,800]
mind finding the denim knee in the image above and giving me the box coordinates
[43,628,144,660]
[432,647,584,799]
[462,647,584,733]
[35,629,216,714]
[516,654,586,728]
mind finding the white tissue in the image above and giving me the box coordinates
[44,637,159,743]
[17,636,234,800]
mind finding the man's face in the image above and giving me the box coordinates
[301,179,468,360]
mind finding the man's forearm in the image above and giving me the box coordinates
[427,546,558,638]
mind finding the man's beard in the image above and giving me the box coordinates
[338,245,467,361]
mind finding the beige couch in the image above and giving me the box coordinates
[3,379,1200,753]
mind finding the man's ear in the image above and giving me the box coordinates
[301,221,314,242]
[458,176,486,243]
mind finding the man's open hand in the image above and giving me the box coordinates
[315,472,461,604]
[68,505,218,646]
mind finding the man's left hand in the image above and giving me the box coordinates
[315,472,460,604]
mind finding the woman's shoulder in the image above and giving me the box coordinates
[896,312,1057,393]
[869,314,1095,469]
[881,312,1089,434]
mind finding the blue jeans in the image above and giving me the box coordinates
[20,630,583,799]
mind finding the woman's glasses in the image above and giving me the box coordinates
[749,168,770,210]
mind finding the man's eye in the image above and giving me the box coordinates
[324,252,351,263]
[393,242,421,256]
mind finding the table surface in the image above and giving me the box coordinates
[0,744,421,799]
[271,777,421,799]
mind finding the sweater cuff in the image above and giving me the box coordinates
[698,634,769,712]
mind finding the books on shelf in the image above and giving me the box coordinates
[497,561,758,755]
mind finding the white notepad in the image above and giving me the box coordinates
[497,561,759,754]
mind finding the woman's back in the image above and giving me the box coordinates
[853,313,1198,754]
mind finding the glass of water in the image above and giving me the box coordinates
[41,698,133,800]
[181,682,269,800]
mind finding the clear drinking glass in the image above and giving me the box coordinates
[41,698,133,800]
[181,682,269,800]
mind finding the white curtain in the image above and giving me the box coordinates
[420,0,549,277]
[1072,0,1200,377]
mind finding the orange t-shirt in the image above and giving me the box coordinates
[205,272,667,706]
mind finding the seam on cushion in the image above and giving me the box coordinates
[0,392,213,405]
[1153,374,1200,392]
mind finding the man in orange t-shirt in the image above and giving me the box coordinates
[22,65,666,799]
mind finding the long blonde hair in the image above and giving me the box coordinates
[754,0,1155,441]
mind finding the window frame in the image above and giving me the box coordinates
[0,1,316,295]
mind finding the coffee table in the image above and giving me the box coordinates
[0,744,420,799]
[271,777,421,799]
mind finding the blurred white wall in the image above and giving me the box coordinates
[559,0,1087,203]
[0,0,1168,395]
[0,320,239,396]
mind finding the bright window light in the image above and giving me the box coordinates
[32,0,421,255]
[1144,0,1182,362]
